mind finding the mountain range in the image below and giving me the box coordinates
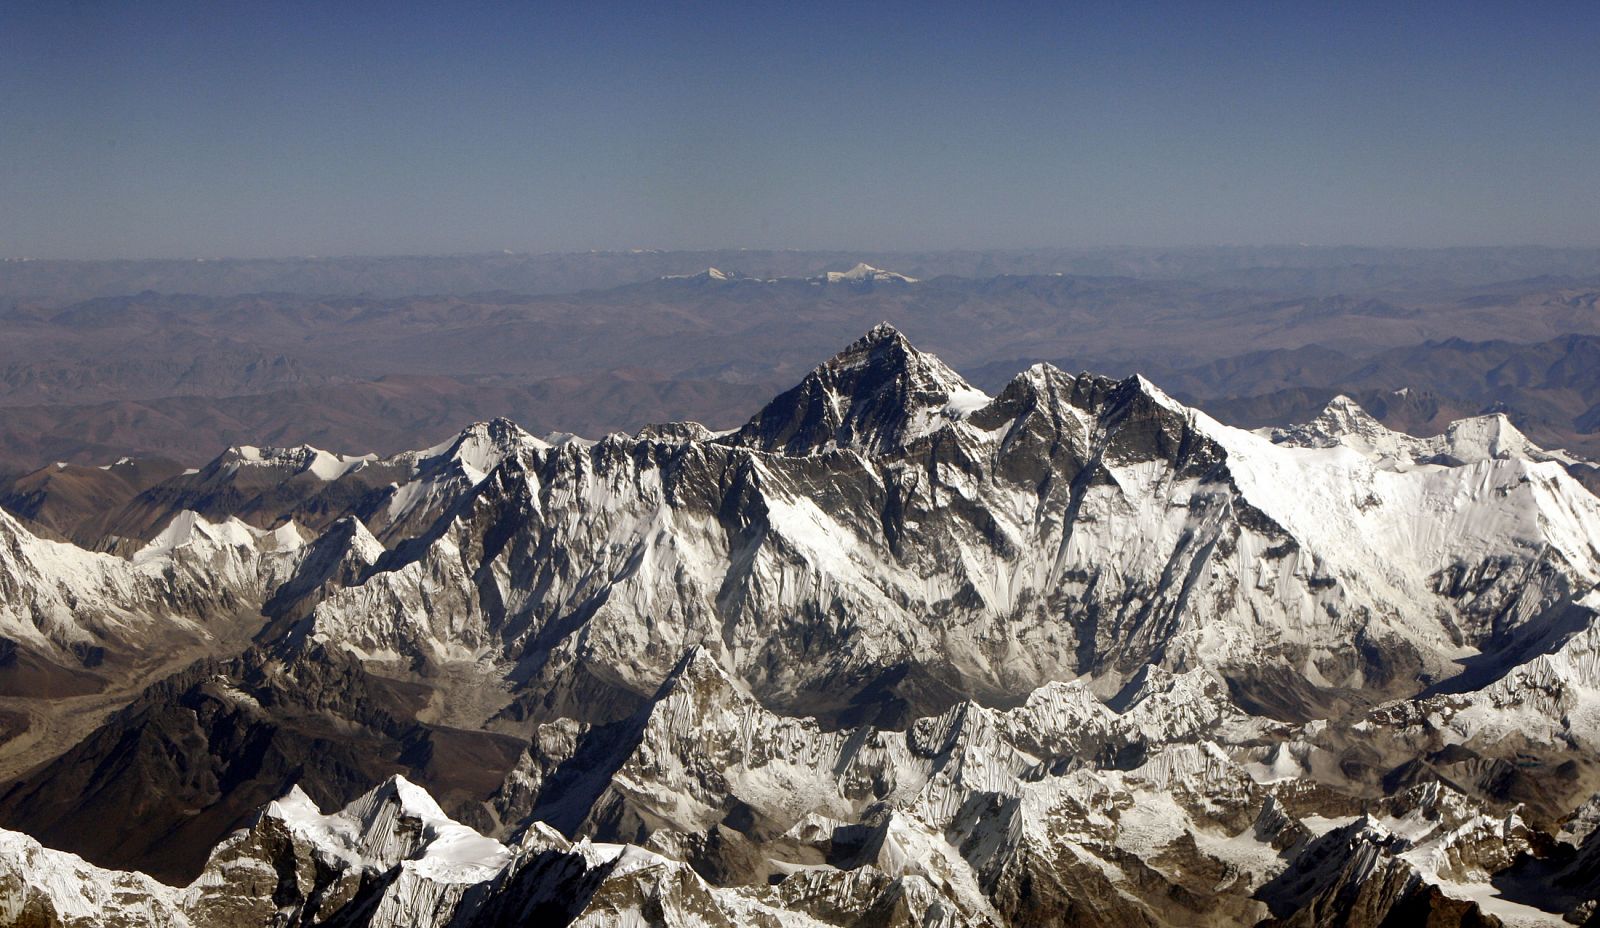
[3,252,1600,486]
[2,325,1599,925]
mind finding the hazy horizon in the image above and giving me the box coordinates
[11,243,1600,264]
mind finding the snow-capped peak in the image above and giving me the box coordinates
[132,510,303,565]
[1440,411,1562,464]
[1128,372,1192,417]
[407,417,545,487]
[262,775,509,882]
[373,418,547,535]
[1269,395,1582,472]
[818,262,918,284]
[663,266,730,281]
[1268,395,1416,464]
[725,323,989,454]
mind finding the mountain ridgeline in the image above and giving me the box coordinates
[2,325,1600,926]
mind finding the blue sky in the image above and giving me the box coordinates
[2,1,1597,257]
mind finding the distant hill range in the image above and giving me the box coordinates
[0,251,1598,488]
[5,245,1600,303]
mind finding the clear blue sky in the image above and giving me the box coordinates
[2,1,1597,258]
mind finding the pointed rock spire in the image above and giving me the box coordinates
[724,324,989,456]
[1272,394,1392,451]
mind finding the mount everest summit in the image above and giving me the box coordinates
[1,324,1599,925]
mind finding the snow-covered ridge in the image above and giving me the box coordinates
[1270,393,1586,472]
[262,326,1600,714]
[259,776,509,883]
[0,505,308,664]
[132,509,304,565]
[816,262,918,284]
[225,443,377,480]
[204,419,545,490]
[652,262,918,286]
[661,266,731,281]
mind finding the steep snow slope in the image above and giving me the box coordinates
[276,326,1600,731]
[1272,394,1586,472]
[0,506,304,679]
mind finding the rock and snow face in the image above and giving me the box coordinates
[361,416,549,543]
[183,775,513,928]
[0,678,1576,926]
[0,505,306,693]
[0,830,189,927]
[279,325,1600,726]
[2,325,1600,926]
[0,775,513,928]
[223,444,377,482]
[729,322,991,455]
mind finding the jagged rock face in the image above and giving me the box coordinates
[493,648,1287,925]
[0,505,307,706]
[0,775,517,928]
[0,665,1580,926]
[728,322,989,455]
[2,326,1600,926]
[281,327,1600,730]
